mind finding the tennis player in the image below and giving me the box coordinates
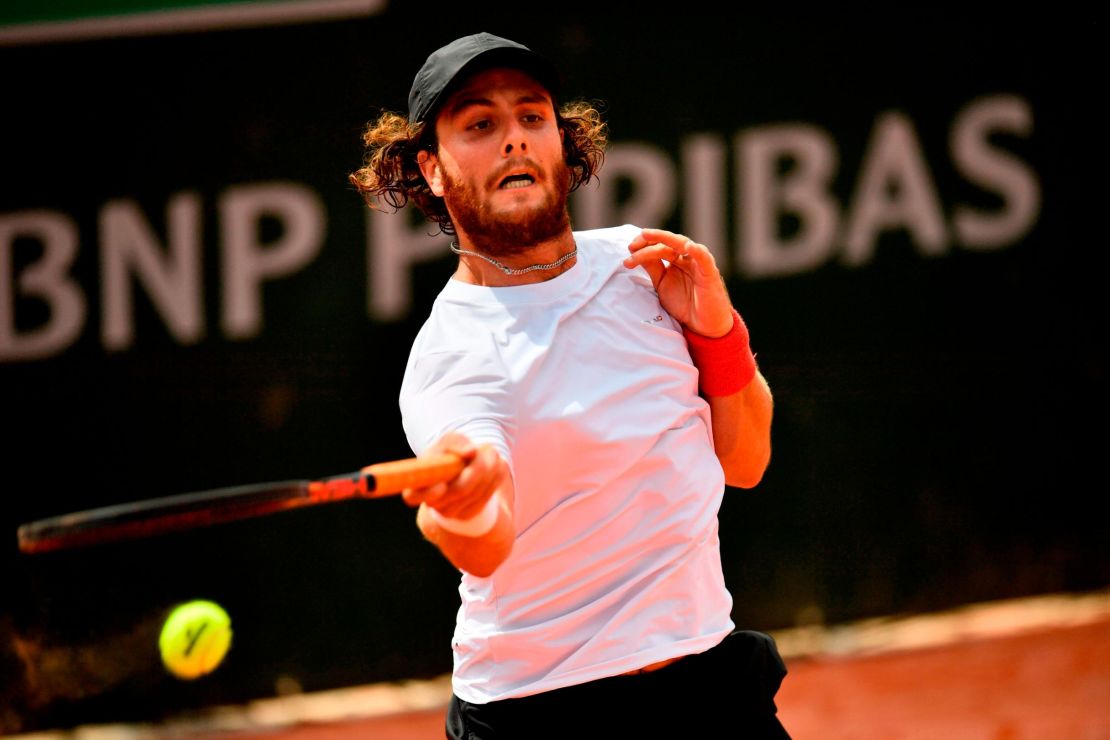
[351,32,788,739]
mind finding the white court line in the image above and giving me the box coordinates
[11,587,1110,738]
[0,0,385,46]
[771,586,1110,659]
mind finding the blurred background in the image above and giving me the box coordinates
[1,3,1104,734]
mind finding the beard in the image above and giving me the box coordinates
[441,159,571,258]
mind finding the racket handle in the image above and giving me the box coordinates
[363,454,464,495]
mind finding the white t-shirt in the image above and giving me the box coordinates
[399,224,735,704]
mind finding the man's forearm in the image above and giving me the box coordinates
[707,369,773,488]
[417,487,515,577]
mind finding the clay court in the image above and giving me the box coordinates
[16,589,1105,739]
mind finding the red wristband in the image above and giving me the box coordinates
[683,308,757,396]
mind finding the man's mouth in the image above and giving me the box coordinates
[498,174,536,190]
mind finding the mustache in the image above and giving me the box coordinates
[486,158,542,189]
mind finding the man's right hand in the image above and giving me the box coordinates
[401,432,506,520]
[404,432,515,577]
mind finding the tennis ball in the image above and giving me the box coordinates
[159,600,232,680]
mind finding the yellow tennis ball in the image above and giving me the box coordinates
[159,600,232,680]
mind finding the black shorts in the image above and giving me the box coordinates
[446,630,791,739]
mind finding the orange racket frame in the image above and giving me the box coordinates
[17,454,463,554]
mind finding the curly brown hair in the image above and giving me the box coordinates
[349,101,607,236]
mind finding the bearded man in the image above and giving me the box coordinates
[350,32,788,739]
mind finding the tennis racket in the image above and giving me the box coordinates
[17,453,463,554]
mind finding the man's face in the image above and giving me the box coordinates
[419,67,570,256]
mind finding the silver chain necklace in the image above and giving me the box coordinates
[450,241,577,276]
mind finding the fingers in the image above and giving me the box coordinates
[628,227,690,251]
[625,250,667,287]
[402,430,474,507]
[402,480,443,507]
[403,441,504,520]
[429,444,501,518]
[627,228,704,256]
[623,228,734,338]
[624,229,718,278]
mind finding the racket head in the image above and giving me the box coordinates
[16,454,466,554]
[17,480,312,554]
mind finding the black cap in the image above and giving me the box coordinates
[407,32,561,124]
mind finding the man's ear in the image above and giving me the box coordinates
[417,150,445,197]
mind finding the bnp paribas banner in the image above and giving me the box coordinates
[0,1,1100,727]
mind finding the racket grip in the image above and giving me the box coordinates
[363,454,464,495]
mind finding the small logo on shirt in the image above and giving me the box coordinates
[641,315,665,325]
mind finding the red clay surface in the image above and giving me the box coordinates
[776,618,1110,739]
[206,616,1110,740]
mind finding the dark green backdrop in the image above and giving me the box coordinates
[1,5,1103,733]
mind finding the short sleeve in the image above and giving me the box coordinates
[399,347,515,466]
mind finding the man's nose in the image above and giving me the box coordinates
[502,121,528,156]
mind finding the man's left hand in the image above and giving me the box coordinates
[624,228,733,337]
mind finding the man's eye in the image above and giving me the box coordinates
[522,114,542,124]
[470,120,492,131]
